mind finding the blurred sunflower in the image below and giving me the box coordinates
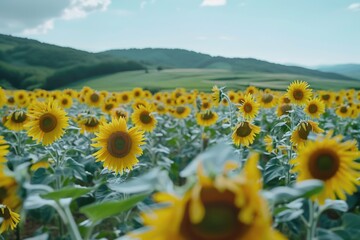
[6,96,16,106]
[131,105,157,132]
[276,104,292,117]
[0,205,20,234]
[196,110,218,127]
[290,121,323,147]
[239,94,260,120]
[14,90,28,107]
[335,105,349,118]
[200,100,212,111]
[118,92,132,104]
[286,80,312,105]
[58,95,73,109]
[304,98,325,118]
[85,91,104,107]
[155,103,167,115]
[0,136,9,163]
[25,101,69,145]
[132,99,149,110]
[245,85,258,95]
[232,121,261,147]
[211,85,221,106]
[92,117,145,174]
[291,133,360,204]
[172,105,191,119]
[101,101,115,115]
[319,91,334,107]
[78,116,105,134]
[264,135,274,153]
[259,93,277,108]
[112,108,129,121]
[129,154,285,240]
[132,87,144,99]
[0,175,21,211]
[3,109,28,131]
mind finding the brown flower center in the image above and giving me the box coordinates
[203,102,209,109]
[8,97,15,104]
[340,106,348,113]
[262,94,273,103]
[85,117,99,127]
[105,104,114,110]
[140,111,152,124]
[322,94,330,101]
[0,207,11,220]
[308,149,340,180]
[122,95,129,101]
[283,97,291,104]
[243,103,253,113]
[308,104,318,114]
[176,106,186,115]
[11,112,27,123]
[90,93,100,103]
[62,99,68,105]
[107,131,132,158]
[280,104,292,115]
[297,122,312,140]
[293,89,304,100]
[39,113,57,133]
[236,122,252,137]
[134,91,140,97]
[202,111,214,120]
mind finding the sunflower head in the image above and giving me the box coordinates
[4,109,28,131]
[239,94,260,120]
[211,85,222,106]
[172,105,191,119]
[290,121,324,147]
[304,98,325,118]
[131,105,157,132]
[259,93,277,108]
[286,80,312,105]
[232,121,261,147]
[291,133,360,204]
[196,110,218,127]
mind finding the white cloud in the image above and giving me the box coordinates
[201,0,227,7]
[23,19,54,35]
[348,3,360,11]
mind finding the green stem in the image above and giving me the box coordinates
[63,205,82,240]
[307,200,318,240]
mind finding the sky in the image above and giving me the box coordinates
[0,0,360,66]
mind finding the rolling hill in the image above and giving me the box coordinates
[0,34,359,91]
[317,64,360,80]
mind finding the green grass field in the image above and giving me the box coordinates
[62,68,360,92]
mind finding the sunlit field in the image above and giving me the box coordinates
[1,81,360,240]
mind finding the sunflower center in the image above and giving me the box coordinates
[0,207,11,220]
[283,97,291,104]
[280,104,292,115]
[322,94,330,101]
[308,150,340,180]
[105,104,114,110]
[293,89,304,100]
[62,99,68,105]
[262,94,273,103]
[90,93,100,102]
[298,122,312,140]
[140,112,152,124]
[134,91,140,97]
[0,187,7,202]
[8,97,15,104]
[176,106,186,114]
[243,103,253,113]
[122,95,129,101]
[39,113,58,133]
[107,131,132,158]
[202,112,214,120]
[236,122,252,137]
[85,118,99,127]
[11,112,27,123]
[203,103,209,109]
[340,106,348,113]
[18,94,24,100]
[308,104,318,113]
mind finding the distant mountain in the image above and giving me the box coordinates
[317,64,360,80]
[0,34,144,89]
[102,48,355,81]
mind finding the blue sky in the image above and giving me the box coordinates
[1,0,360,66]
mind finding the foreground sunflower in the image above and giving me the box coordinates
[196,110,218,127]
[92,117,145,174]
[0,136,9,163]
[25,101,69,145]
[286,80,312,105]
[239,93,260,120]
[290,121,324,147]
[3,109,28,131]
[232,121,261,147]
[291,132,360,204]
[0,205,20,234]
[131,105,157,132]
[129,154,285,240]
[304,98,325,118]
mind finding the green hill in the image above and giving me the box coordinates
[0,34,145,89]
[101,48,355,81]
[317,64,360,80]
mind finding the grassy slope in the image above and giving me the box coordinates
[63,69,360,92]
[317,64,360,80]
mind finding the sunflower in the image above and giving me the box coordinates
[259,93,277,108]
[78,116,105,134]
[14,90,28,107]
[227,90,237,103]
[58,95,73,109]
[132,99,149,110]
[319,91,334,107]
[0,205,20,234]
[0,175,21,211]
[155,103,167,115]
[172,105,191,119]
[264,135,274,153]
[101,101,116,115]
[6,96,16,106]
[196,110,218,127]
[0,136,9,163]
[0,87,5,107]
[129,154,285,240]
[290,121,324,147]
[131,105,157,132]
[132,87,144,99]
[276,104,292,117]
[92,117,145,174]
[200,100,212,111]
[304,98,325,118]
[335,105,349,118]
[85,91,104,107]
[211,85,221,106]
[118,92,132,104]
[291,133,360,204]
[239,94,260,120]
[286,80,312,105]
[25,101,69,145]
[232,121,261,147]
[3,109,29,131]
[112,108,129,121]
[245,86,258,95]
[221,97,229,106]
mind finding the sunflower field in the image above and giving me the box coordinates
[0,81,360,240]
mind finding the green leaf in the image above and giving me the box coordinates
[80,194,148,223]
[294,179,324,199]
[319,200,348,214]
[41,186,93,201]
